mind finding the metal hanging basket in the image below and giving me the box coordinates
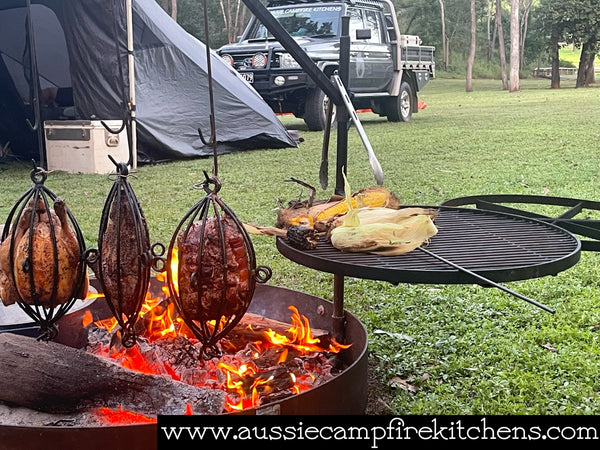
[167,172,271,358]
[86,159,165,348]
[162,0,271,358]
[0,165,88,340]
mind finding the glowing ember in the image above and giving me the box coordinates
[95,406,157,425]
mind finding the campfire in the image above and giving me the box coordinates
[0,275,353,425]
[84,262,351,418]
[0,164,367,438]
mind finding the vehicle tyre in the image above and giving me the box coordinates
[303,88,336,131]
[386,81,413,122]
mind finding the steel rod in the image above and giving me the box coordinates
[417,246,555,314]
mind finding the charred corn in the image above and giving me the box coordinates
[313,186,400,222]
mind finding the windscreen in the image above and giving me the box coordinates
[247,4,343,39]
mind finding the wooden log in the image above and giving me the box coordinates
[234,311,329,340]
[0,332,225,416]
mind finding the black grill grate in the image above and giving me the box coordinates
[276,206,581,285]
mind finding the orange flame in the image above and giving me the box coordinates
[264,305,352,354]
[156,248,179,297]
[82,310,94,328]
[84,248,351,416]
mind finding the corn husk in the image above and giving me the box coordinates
[329,173,438,255]
[330,213,438,255]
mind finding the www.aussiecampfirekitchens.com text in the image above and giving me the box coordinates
[157,416,600,448]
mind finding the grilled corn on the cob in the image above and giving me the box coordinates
[330,213,438,255]
[329,174,437,255]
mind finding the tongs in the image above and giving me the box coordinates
[332,74,384,186]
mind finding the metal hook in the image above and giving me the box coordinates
[25,117,39,132]
[101,108,128,135]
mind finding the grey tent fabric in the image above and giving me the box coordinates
[0,0,297,163]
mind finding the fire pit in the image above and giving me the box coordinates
[0,156,369,450]
[0,283,368,450]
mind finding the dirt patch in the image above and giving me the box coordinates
[365,356,394,415]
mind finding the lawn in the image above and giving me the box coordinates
[1,77,600,415]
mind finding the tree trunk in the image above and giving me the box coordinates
[509,0,520,92]
[576,42,596,88]
[519,0,532,69]
[550,24,560,89]
[237,4,247,40]
[466,0,476,92]
[586,54,596,85]
[490,3,498,62]
[438,0,448,71]
[161,0,177,20]
[170,0,177,21]
[496,0,508,90]
[487,0,493,61]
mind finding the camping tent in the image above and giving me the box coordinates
[0,0,297,164]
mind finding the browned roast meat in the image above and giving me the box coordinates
[100,194,148,319]
[176,214,251,322]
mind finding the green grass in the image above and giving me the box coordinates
[1,78,600,415]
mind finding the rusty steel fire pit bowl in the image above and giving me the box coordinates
[0,284,368,450]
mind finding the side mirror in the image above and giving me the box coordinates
[355,29,371,40]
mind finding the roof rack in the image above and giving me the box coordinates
[267,0,385,8]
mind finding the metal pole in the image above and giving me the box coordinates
[417,246,555,314]
[332,274,346,343]
[126,0,136,169]
[334,16,350,196]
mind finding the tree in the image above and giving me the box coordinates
[161,0,177,21]
[538,0,567,88]
[537,0,599,89]
[496,0,508,89]
[509,0,520,92]
[219,0,248,44]
[576,42,597,87]
[519,0,533,69]
[466,0,476,92]
[549,20,560,88]
[438,0,448,70]
[568,0,600,87]
[487,0,495,61]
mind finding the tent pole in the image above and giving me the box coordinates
[126,0,136,169]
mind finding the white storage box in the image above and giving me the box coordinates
[44,120,129,174]
[399,35,422,46]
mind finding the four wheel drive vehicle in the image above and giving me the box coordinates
[217,0,435,131]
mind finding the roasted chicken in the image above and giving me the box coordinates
[0,198,87,307]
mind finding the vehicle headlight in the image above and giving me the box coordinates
[279,53,301,69]
[220,54,234,66]
[251,52,267,69]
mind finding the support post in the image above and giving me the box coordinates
[334,15,351,196]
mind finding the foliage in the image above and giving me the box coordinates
[1,78,599,414]
[157,0,599,82]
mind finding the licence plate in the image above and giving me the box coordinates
[240,72,254,83]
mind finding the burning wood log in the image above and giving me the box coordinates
[224,311,329,346]
[238,312,329,337]
[0,333,226,416]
